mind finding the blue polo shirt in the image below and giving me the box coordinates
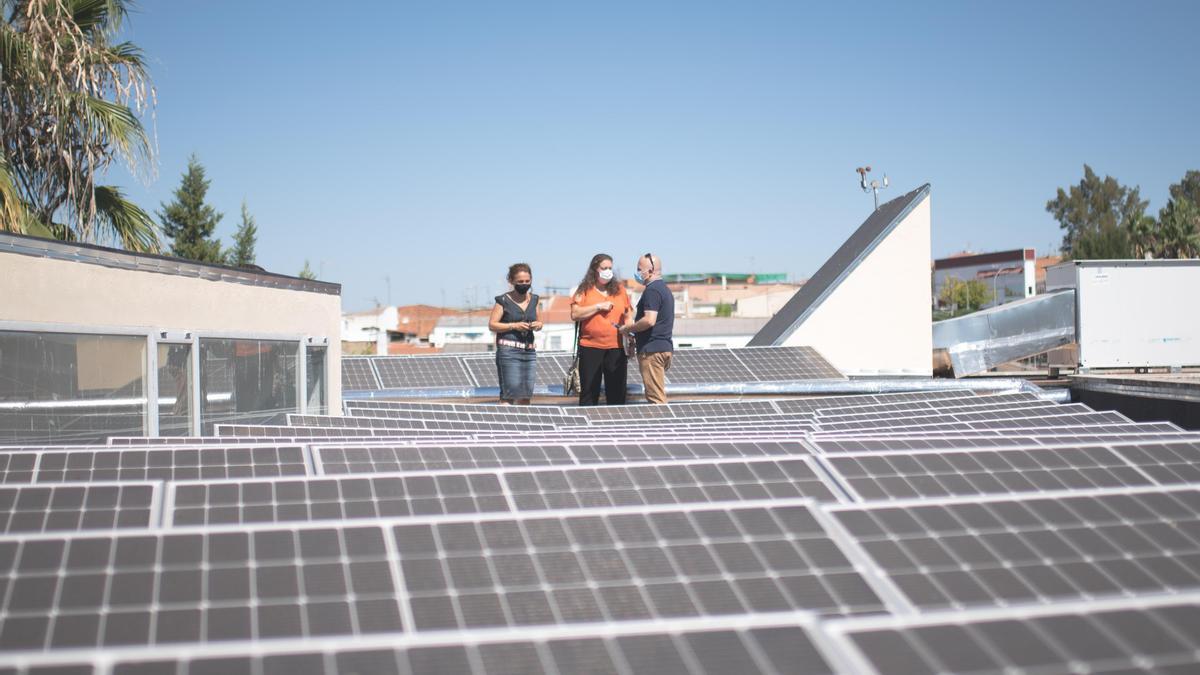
[634,279,674,354]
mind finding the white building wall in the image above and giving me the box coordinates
[782,196,933,376]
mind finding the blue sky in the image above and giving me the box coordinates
[115,1,1200,311]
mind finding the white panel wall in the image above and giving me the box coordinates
[782,196,933,375]
[1075,261,1200,369]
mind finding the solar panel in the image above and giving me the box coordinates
[166,456,841,528]
[812,393,1048,419]
[772,390,984,414]
[340,358,381,392]
[0,446,311,484]
[391,501,892,631]
[8,613,836,675]
[502,457,841,509]
[732,346,845,381]
[0,523,405,649]
[814,411,1134,436]
[167,473,512,526]
[373,356,474,389]
[346,406,586,426]
[345,399,573,416]
[812,429,1200,453]
[830,594,1200,675]
[663,349,756,384]
[315,444,578,474]
[313,440,812,474]
[288,414,556,433]
[813,403,1099,432]
[0,483,159,533]
[819,445,1157,501]
[574,399,782,421]
[461,355,499,388]
[829,486,1200,611]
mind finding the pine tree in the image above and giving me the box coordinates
[299,260,317,280]
[158,155,225,263]
[230,201,258,267]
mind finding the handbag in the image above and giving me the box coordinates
[563,321,581,396]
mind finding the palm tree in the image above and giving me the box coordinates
[0,0,159,252]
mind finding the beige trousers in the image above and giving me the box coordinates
[638,351,672,404]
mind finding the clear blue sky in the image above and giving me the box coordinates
[114,1,1200,311]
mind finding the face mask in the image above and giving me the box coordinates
[598,269,614,282]
[513,283,531,294]
[633,270,644,283]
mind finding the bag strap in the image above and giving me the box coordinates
[572,320,581,357]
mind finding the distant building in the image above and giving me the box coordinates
[933,248,1038,310]
[341,304,467,355]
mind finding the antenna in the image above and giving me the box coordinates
[855,166,890,211]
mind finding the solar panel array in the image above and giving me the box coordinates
[342,345,844,391]
[3,384,1200,673]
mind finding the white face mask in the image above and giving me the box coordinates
[598,269,614,282]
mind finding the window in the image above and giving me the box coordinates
[306,346,328,415]
[199,338,298,433]
[0,330,146,444]
[156,343,193,436]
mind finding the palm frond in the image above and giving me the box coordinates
[92,183,160,253]
[77,92,152,167]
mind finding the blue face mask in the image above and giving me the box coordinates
[633,269,644,283]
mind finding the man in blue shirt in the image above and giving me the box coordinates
[618,253,674,403]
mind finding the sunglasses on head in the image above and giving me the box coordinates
[644,253,654,272]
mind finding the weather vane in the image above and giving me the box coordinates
[856,166,889,210]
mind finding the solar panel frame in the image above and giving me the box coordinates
[813,443,1173,502]
[372,355,475,389]
[661,349,757,384]
[730,345,846,381]
[827,484,1200,613]
[339,358,382,392]
[0,612,844,675]
[0,482,161,534]
[164,455,847,528]
[0,445,313,484]
[812,411,1135,436]
[811,429,1200,453]
[0,521,410,650]
[813,403,1102,432]
[824,593,1200,675]
[812,393,1050,419]
[386,499,902,631]
[311,440,815,475]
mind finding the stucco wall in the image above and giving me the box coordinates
[783,196,933,375]
[2,251,342,411]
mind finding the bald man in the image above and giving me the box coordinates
[619,253,674,403]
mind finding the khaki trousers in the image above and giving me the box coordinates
[638,351,672,404]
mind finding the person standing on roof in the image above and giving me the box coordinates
[488,263,542,405]
[571,253,633,406]
[619,253,674,404]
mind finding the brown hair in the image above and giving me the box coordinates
[574,253,620,299]
[507,262,532,282]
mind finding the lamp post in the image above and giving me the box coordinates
[856,166,889,210]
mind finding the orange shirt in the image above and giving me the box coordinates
[572,285,632,350]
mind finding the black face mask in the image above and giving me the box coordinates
[513,283,531,295]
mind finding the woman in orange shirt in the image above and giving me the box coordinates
[570,253,632,405]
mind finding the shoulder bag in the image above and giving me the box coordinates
[563,320,581,396]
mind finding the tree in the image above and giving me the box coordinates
[1046,165,1145,259]
[714,302,734,317]
[1167,170,1200,207]
[1156,197,1200,259]
[158,155,225,263]
[298,260,317,280]
[0,0,159,251]
[938,276,993,316]
[230,201,258,267]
